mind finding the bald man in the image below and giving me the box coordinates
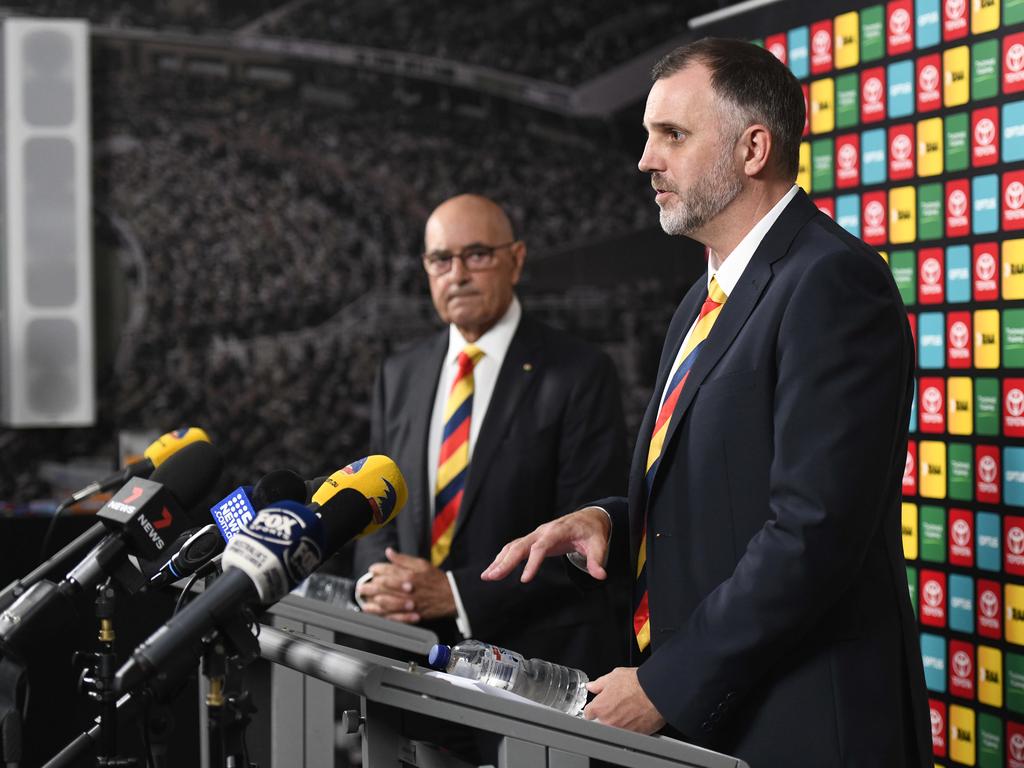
[353,194,628,677]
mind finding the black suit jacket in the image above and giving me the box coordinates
[354,313,629,678]
[594,191,931,767]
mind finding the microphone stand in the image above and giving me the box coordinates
[0,657,26,768]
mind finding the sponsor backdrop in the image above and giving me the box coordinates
[698,0,1024,765]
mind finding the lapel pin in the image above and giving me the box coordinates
[523,363,534,372]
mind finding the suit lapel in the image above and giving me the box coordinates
[455,317,542,539]
[648,191,820,502]
[410,332,448,553]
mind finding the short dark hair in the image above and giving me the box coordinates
[652,37,805,179]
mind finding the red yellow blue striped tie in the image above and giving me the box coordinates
[634,277,727,651]
[431,345,484,566]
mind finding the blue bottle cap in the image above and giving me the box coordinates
[428,643,451,669]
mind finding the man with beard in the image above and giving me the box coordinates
[482,38,931,767]
[353,193,628,680]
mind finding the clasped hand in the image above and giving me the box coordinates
[356,547,455,622]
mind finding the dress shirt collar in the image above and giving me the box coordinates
[446,295,522,366]
[708,185,799,296]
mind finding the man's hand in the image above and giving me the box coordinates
[583,667,666,734]
[481,506,611,583]
[356,548,456,623]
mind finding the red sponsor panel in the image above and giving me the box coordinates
[976,579,1002,639]
[949,508,974,566]
[976,445,1001,504]
[888,124,915,180]
[919,569,947,627]
[1006,515,1024,576]
[945,179,971,238]
[1009,720,1024,768]
[948,640,975,700]
[1004,171,1024,231]
[973,242,999,301]
[813,196,834,218]
[947,311,972,369]
[903,440,917,496]
[835,134,860,189]
[972,107,999,168]
[860,67,886,123]
[1005,378,1024,437]
[887,0,914,55]
[801,83,809,137]
[764,33,787,65]
[861,191,887,245]
[1005,32,1024,95]
[918,248,945,305]
[918,377,946,434]
[943,0,969,40]
[810,20,832,74]
[908,312,917,348]
[916,54,943,113]
[929,699,946,757]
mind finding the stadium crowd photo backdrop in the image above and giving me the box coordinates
[700,0,1024,764]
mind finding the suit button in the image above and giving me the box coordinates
[700,721,712,732]
[709,711,721,723]
[725,692,736,701]
[716,702,727,713]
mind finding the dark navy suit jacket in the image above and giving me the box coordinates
[593,191,931,767]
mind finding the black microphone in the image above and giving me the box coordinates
[0,442,223,665]
[114,459,408,698]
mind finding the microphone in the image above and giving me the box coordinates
[113,458,408,697]
[67,427,211,505]
[0,442,223,664]
[148,469,308,589]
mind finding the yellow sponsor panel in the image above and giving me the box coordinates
[974,310,1000,369]
[917,117,944,178]
[1003,239,1024,300]
[943,46,970,107]
[972,0,1000,33]
[879,251,888,264]
[902,502,919,560]
[948,377,973,435]
[889,186,916,244]
[833,12,859,69]
[1007,584,1024,646]
[797,142,811,194]
[809,78,834,135]
[978,645,1003,708]
[919,441,946,499]
[949,704,975,766]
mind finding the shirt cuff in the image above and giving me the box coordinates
[446,571,473,638]
[566,506,612,573]
[353,571,374,610]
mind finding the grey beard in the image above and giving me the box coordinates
[659,170,742,236]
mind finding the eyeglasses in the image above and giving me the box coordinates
[422,241,516,276]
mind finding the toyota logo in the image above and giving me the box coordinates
[948,190,968,217]
[922,386,942,414]
[1012,732,1024,761]
[863,77,883,103]
[977,252,996,281]
[812,30,830,56]
[1006,181,1024,210]
[1008,43,1024,74]
[891,134,912,160]
[922,580,943,607]
[769,43,786,62]
[838,144,857,170]
[890,8,911,35]
[952,650,971,678]
[919,64,939,93]
[904,451,915,479]
[1009,526,1024,555]
[921,257,942,285]
[951,519,971,547]
[975,118,996,146]
[931,709,943,737]
[979,455,998,484]
[980,589,999,618]
[946,0,966,19]
[865,201,885,227]
[1009,388,1024,417]
[949,321,969,349]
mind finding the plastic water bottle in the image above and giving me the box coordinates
[428,639,588,716]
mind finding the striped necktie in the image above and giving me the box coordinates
[634,276,727,652]
[431,344,485,567]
